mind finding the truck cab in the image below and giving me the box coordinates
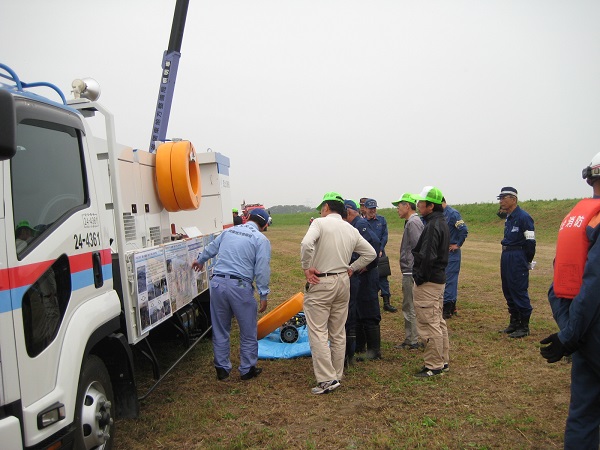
[0,64,231,449]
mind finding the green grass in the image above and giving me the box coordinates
[114,198,582,449]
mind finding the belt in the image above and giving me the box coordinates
[316,272,346,277]
[502,245,523,251]
[212,273,243,280]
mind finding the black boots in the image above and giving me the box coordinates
[509,315,530,339]
[443,301,457,319]
[443,302,453,320]
[356,324,381,361]
[382,296,397,313]
[345,334,356,367]
[499,313,520,334]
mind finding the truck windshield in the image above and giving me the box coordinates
[11,119,87,258]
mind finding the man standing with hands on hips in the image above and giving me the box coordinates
[540,152,600,449]
[192,208,271,382]
[497,187,536,339]
[301,192,376,394]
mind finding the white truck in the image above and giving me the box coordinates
[0,61,232,449]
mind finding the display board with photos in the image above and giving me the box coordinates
[131,236,214,335]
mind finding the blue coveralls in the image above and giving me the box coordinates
[443,205,468,305]
[347,216,381,354]
[549,197,600,449]
[348,217,381,326]
[500,206,535,319]
[366,214,390,298]
[196,222,271,376]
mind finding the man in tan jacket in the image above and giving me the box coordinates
[301,192,376,394]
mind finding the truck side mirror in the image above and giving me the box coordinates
[0,89,16,160]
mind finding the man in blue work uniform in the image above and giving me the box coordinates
[441,197,468,319]
[365,198,398,312]
[343,200,381,363]
[540,152,600,449]
[192,209,271,382]
[497,187,536,339]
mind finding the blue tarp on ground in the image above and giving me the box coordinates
[258,326,311,359]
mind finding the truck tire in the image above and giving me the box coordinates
[74,355,115,450]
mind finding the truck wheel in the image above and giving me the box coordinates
[74,355,115,450]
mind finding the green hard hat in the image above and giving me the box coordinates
[391,193,417,206]
[232,208,239,213]
[317,191,345,212]
[414,186,444,205]
[15,220,35,232]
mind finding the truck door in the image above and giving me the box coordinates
[6,99,110,424]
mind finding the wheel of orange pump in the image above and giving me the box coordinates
[171,141,201,211]
[156,141,201,212]
[257,292,304,340]
[156,142,179,212]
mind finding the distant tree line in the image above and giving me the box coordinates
[267,205,314,214]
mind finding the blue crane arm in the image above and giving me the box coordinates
[149,0,189,153]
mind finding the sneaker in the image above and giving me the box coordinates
[414,367,444,378]
[442,363,449,372]
[311,380,341,395]
[240,366,262,380]
[216,367,230,382]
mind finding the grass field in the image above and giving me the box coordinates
[115,199,580,449]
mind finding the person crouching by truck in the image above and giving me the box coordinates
[192,208,271,382]
[232,208,243,225]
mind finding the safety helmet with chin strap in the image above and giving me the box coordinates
[582,151,600,186]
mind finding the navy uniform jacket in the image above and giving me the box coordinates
[350,216,380,270]
[444,205,468,247]
[502,205,536,262]
[366,215,388,253]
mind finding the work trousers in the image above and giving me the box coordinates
[402,274,418,345]
[209,276,258,376]
[413,281,449,370]
[549,291,600,449]
[443,249,461,304]
[357,268,381,322]
[564,351,600,449]
[304,273,350,383]
[500,249,533,318]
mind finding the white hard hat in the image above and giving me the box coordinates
[582,151,600,186]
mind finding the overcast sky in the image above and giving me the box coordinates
[3,0,600,209]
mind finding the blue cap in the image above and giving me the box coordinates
[249,208,270,226]
[497,186,518,200]
[364,198,377,209]
[344,199,359,211]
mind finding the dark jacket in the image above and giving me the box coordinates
[412,211,450,285]
[350,216,380,271]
